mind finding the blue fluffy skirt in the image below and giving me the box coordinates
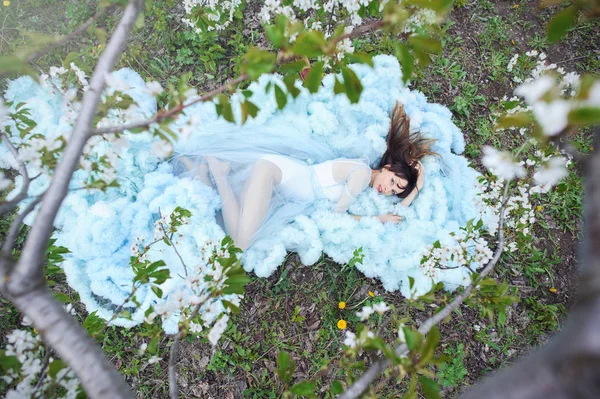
[1,55,492,328]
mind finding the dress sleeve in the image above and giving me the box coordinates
[333,166,371,213]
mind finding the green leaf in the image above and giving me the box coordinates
[290,381,315,396]
[283,75,301,98]
[243,47,276,80]
[54,292,71,303]
[277,350,291,383]
[0,56,37,77]
[0,352,20,372]
[333,77,345,95]
[83,311,106,339]
[569,107,600,125]
[265,24,285,49]
[217,95,235,123]
[406,0,453,12]
[418,327,440,366]
[151,285,163,298]
[395,43,414,84]
[341,67,363,104]
[222,299,240,315]
[303,61,324,94]
[245,100,259,118]
[403,327,423,351]
[279,60,308,74]
[409,276,415,290]
[345,52,374,67]
[496,112,534,129]
[48,359,67,379]
[274,84,288,109]
[290,30,326,58]
[547,5,578,43]
[418,376,440,399]
[409,35,442,54]
[330,380,344,394]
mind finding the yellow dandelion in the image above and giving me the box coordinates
[590,146,594,151]
[338,301,346,309]
[549,287,557,293]
[511,40,515,45]
[337,319,347,330]
[537,205,542,211]
[513,4,519,8]
[3,1,10,6]
[98,44,103,48]
[368,291,375,298]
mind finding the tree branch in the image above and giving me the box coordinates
[168,336,181,399]
[1,194,43,258]
[6,285,134,398]
[25,5,114,64]
[12,0,144,294]
[2,1,144,398]
[0,133,31,216]
[89,74,249,136]
[340,182,511,399]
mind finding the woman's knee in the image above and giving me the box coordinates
[252,159,282,184]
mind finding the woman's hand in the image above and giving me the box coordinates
[378,214,403,223]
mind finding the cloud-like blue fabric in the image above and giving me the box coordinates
[1,55,488,328]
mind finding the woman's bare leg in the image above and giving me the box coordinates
[207,157,240,242]
[180,156,212,187]
[236,160,281,250]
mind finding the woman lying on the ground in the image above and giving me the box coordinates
[180,102,437,250]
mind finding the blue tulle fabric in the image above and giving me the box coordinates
[1,55,489,328]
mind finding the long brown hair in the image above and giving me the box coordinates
[378,102,437,198]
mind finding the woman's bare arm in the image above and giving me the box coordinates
[400,161,424,207]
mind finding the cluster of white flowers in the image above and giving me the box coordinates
[476,148,571,254]
[510,50,599,137]
[402,6,438,34]
[420,227,494,277]
[144,240,242,346]
[343,329,375,349]
[181,0,243,33]
[507,54,518,72]
[355,301,391,321]
[2,330,80,398]
[481,146,525,181]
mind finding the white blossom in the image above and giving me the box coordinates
[208,314,229,345]
[145,81,164,96]
[533,157,568,186]
[515,75,554,104]
[372,302,390,314]
[481,146,526,180]
[356,305,374,321]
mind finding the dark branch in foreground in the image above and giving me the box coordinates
[1,1,145,398]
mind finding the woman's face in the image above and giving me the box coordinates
[373,166,407,196]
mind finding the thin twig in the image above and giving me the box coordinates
[1,195,43,257]
[340,181,511,399]
[168,336,181,399]
[26,6,115,63]
[0,133,30,216]
[159,221,188,277]
[89,74,249,136]
[32,348,52,397]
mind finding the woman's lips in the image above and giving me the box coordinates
[378,185,382,193]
